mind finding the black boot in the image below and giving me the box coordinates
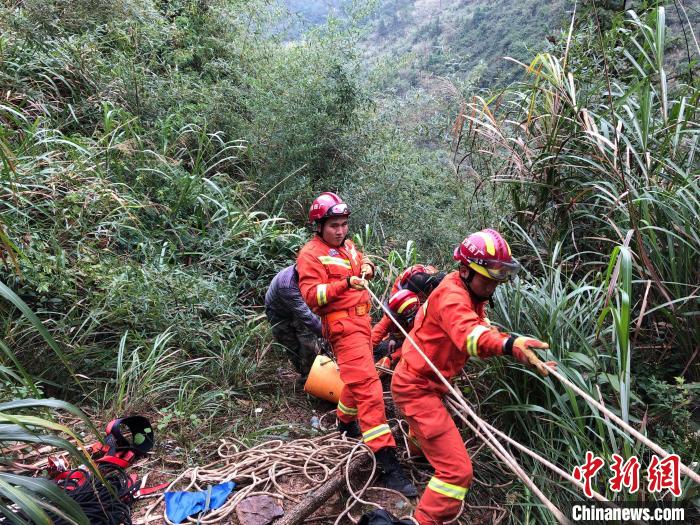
[358,509,417,524]
[337,419,361,439]
[375,447,419,497]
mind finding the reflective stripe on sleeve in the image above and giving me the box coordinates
[427,476,468,500]
[317,284,328,306]
[466,325,490,357]
[337,401,358,416]
[362,423,391,443]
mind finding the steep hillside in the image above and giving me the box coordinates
[358,0,575,88]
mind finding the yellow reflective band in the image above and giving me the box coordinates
[337,401,358,416]
[396,297,418,314]
[427,476,468,500]
[317,284,328,306]
[466,325,490,357]
[318,256,352,269]
[362,423,391,442]
[474,231,496,256]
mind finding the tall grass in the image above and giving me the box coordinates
[447,5,699,520]
[454,5,698,371]
[0,278,99,524]
[0,1,309,441]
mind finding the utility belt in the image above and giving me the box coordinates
[323,302,372,323]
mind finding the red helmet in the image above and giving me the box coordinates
[388,289,420,322]
[453,229,520,282]
[397,264,438,290]
[308,192,350,224]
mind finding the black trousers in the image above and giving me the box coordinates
[268,315,320,377]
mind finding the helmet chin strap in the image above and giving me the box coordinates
[460,268,494,306]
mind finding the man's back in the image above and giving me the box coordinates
[265,264,321,336]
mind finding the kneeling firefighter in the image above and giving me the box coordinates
[296,192,418,497]
[372,289,421,369]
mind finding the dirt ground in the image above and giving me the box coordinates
[126,363,504,524]
[4,360,506,524]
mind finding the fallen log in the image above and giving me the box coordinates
[275,447,372,525]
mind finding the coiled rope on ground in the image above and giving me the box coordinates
[139,430,412,525]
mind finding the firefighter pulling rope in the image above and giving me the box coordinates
[364,234,699,525]
[362,279,572,525]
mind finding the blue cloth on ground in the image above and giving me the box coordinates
[164,481,235,524]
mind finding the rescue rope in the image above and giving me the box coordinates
[137,432,411,525]
[393,374,615,508]
[442,397,610,503]
[363,283,571,525]
[54,464,133,525]
[545,366,700,485]
[439,398,645,525]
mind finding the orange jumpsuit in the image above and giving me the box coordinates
[371,315,396,347]
[391,271,508,525]
[371,265,423,347]
[297,236,395,452]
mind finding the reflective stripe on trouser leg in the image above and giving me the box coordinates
[362,423,391,443]
[391,362,473,524]
[427,476,468,500]
[330,315,395,452]
[337,400,358,418]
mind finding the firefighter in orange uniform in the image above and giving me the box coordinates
[372,265,444,348]
[391,229,555,525]
[297,192,417,497]
[372,289,422,369]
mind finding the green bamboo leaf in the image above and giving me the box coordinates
[0,474,89,525]
[0,478,53,524]
[0,280,82,390]
[0,505,33,525]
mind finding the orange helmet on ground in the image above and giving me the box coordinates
[308,192,350,224]
[453,229,520,282]
[388,289,420,325]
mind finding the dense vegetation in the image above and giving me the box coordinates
[1,0,698,523]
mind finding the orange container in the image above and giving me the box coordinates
[304,354,345,403]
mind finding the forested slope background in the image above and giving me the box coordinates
[1,0,698,523]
